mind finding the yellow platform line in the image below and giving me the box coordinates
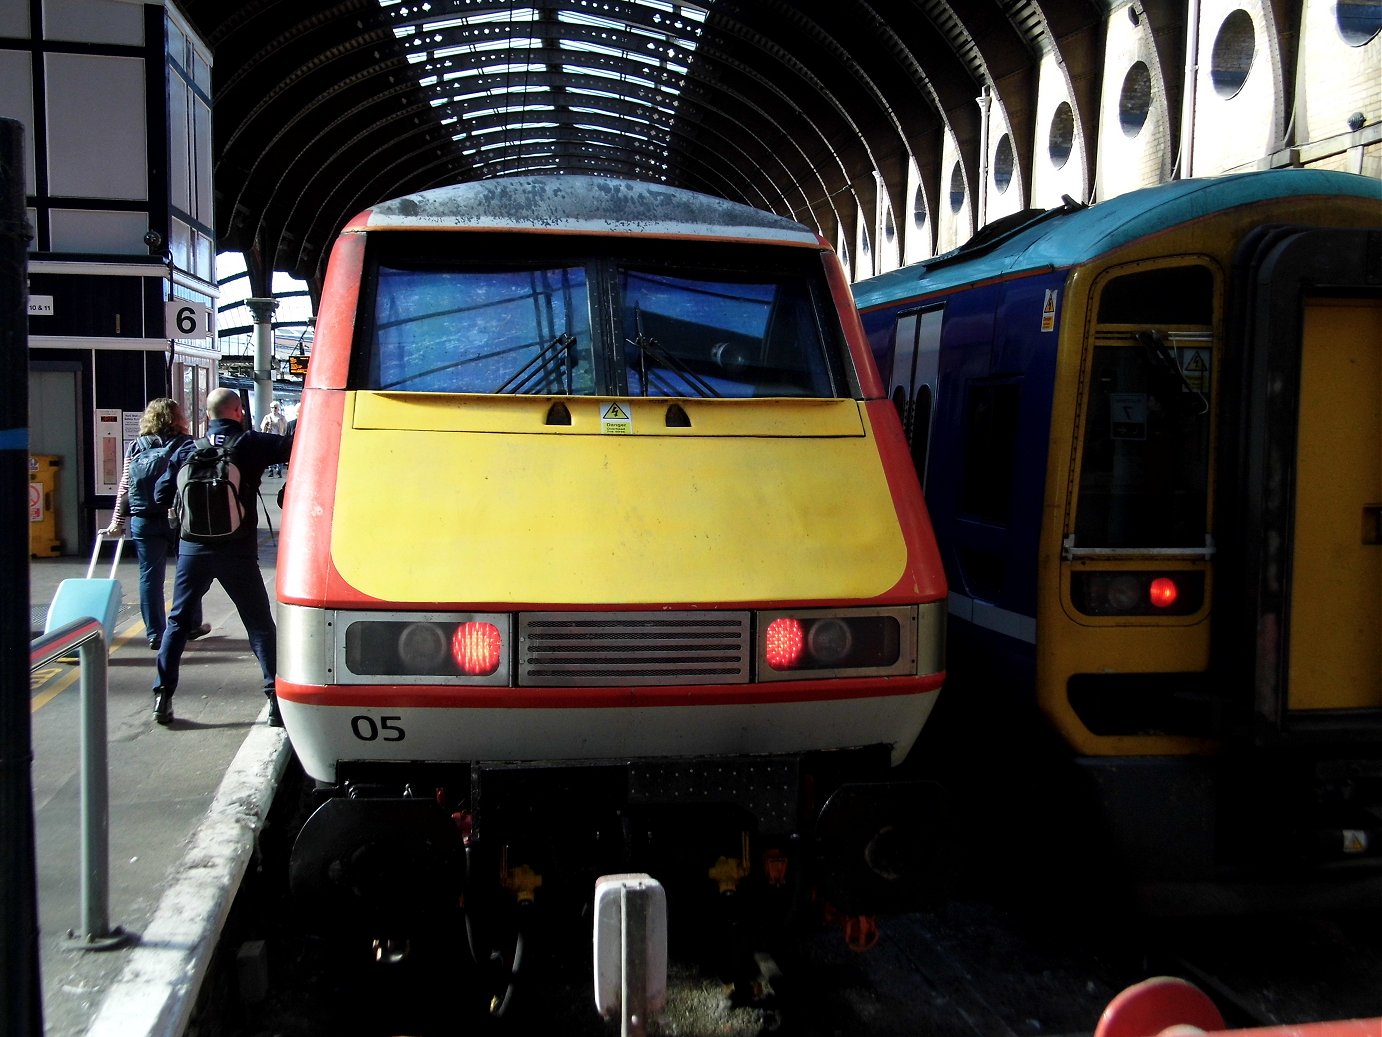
[31,616,146,712]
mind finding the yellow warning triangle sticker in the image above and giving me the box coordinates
[1185,352,1207,371]
[603,402,629,419]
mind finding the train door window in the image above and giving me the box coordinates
[616,265,838,399]
[364,260,595,394]
[889,312,919,416]
[1074,263,1215,548]
[888,306,943,487]
[959,380,1021,524]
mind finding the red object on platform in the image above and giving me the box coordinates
[1097,977,1228,1037]
[1097,976,1382,1037]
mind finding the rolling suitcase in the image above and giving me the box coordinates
[45,534,126,645]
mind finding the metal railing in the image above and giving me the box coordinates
[30,618,132,949]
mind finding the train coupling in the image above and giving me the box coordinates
[812,779,951,916]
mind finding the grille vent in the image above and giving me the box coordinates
[518,611,751,686]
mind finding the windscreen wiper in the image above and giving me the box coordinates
[493,332,577,394]
[626,306,720,398]
[628,333,722,398]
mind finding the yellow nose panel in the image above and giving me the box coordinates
[331,393,909,605]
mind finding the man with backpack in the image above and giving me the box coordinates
[101,397,210,650]
[149,388,293,727]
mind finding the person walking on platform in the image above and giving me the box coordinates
[261,399,287,477]
[150,387,293,727]
[100,398,211,651]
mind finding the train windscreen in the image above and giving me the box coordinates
[1073,334,1212,548]
[355,236,845,399]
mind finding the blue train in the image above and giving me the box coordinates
[854,169,1382,908]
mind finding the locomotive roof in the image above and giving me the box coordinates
[355,174,825,246]
[852,169,1382,309]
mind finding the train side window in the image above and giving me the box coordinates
[959,380,1020,525]
[911,384,934,481]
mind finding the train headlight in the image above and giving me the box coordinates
[807,618,854,664]
[341,613,511,684]
[1070,571,1203,617]
[758,609,916,678]
[397,623,448,673]
[1106,575,1142,611]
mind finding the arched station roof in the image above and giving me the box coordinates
[181,0,1111,299]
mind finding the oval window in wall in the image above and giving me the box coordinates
[948,162,965,214]
[1211,9,1256,97]
[1049,101,1075,168]
[993,133,1014,193]
[1336,0,1382,45]
[1119,62,1152,137]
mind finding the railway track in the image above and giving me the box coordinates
[194,761,1381,1037]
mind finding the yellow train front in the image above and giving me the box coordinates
[276,177,948,953]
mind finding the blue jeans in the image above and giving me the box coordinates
[155,547,276,698]
[129,516,200,641]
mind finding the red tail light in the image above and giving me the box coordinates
[764,617,804,670]
[1148,577,1179,608]
[452,621,502,676]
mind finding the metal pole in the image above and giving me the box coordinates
[77,636,112,941]
[0,115,44,1036]
[29,620,130,949]
[247,296,277,430]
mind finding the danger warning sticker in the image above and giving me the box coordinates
[600,401,633,435]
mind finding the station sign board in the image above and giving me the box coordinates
[166,299,213,338]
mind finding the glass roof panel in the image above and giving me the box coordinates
[383,0,710,180]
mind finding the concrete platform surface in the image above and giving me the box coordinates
[27,476,293,1037]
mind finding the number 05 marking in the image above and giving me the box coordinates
[351,715,405,741]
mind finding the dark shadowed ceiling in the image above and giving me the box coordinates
[180,0,1106,298]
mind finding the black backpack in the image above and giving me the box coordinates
[126,436,173,515]
[175,432,248,542]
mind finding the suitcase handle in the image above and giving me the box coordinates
[87,533,125,580]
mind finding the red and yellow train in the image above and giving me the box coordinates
[275,176,948,955]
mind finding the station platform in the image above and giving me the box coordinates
[27,476,293,1037]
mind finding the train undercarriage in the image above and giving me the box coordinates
[288,746,950,1007]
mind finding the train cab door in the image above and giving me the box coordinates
[886,307,943,488]
[1237,226,1382,737]
[1289,295,1382,715]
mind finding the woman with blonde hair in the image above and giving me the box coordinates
[102,398,210,650]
